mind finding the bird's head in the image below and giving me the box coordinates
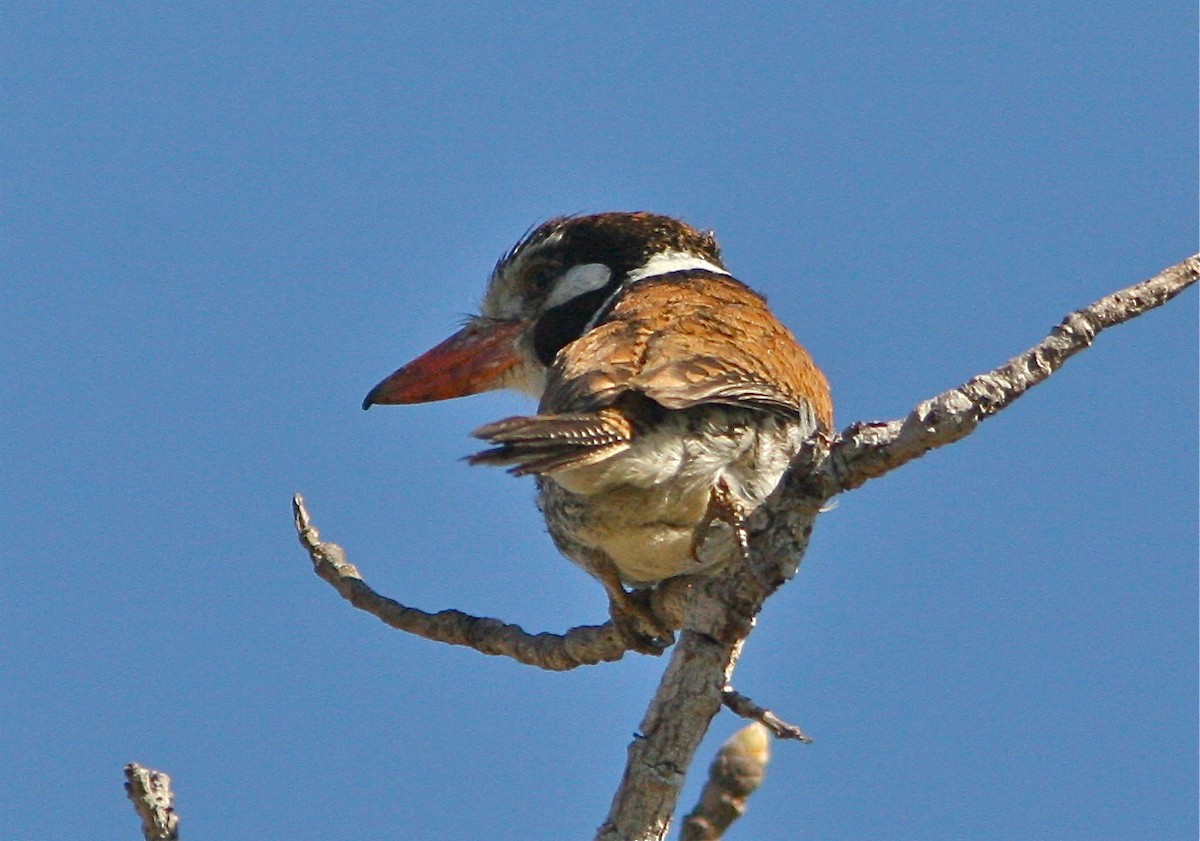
[362,212,728,408]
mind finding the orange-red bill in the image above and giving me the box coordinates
[362,319,527,408]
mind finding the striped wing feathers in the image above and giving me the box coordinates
[469,408,634,476]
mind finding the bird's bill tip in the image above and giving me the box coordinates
[362,319,526,408]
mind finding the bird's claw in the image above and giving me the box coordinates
[609,589,676,654]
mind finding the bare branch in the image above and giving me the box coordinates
[722,688,811,743]
[292,494,631,669]
[680,724,772,841]
[816,254,1200,495]
[598,629,736,841]
[124,764,179,841]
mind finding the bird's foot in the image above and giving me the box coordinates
[608,588,676,654]
[693,479,751,569]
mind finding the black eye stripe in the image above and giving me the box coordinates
[532,278,621,366]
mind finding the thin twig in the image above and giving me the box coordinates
[722,688,811,743]
[293,494,632,669]
[816,254,1200,495]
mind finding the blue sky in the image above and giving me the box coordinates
[4,4,1196,839]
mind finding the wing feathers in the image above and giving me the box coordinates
[469,409,634,476]
[542,274,834,430]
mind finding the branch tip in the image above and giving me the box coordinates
[124,763,179,841]
[680,722,773,841]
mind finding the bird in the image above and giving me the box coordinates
[363,212,833,650]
